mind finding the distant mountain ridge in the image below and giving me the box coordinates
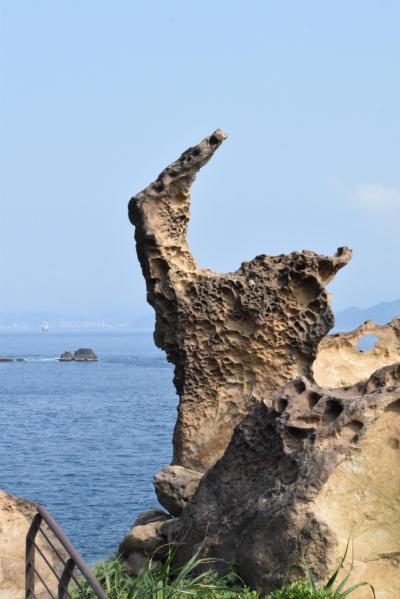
[334,299,400,332]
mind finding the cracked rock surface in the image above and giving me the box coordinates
[128,130,352,471]
[313,317,400,388]
[166,363,400,597]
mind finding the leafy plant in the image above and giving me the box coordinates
[71,550,247,599]
[71,543,375,599]
[268,579,340,598]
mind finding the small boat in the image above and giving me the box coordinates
[41,321,49,332]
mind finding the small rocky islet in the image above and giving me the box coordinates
[59,348,98,362]
[0,355,14,362]
[0,348,98,363]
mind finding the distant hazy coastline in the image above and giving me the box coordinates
[0,312,155,333]
[1,300,399,334]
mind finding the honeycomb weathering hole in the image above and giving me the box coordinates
[292,379,307,394]
[308,391,321,408]
[324,399,343,423]
[286,426,311,441]
[276,399,288,413]
[386,399,400,413]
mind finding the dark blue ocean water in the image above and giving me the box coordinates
[0,332,176,563]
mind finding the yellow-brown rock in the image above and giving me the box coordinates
[0,491,65,599]
[313,317,400,388]
[153,465,202,517]
[119,509,172,567]
[128,130,352,471]
[167,363,400,597]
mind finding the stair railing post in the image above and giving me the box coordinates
[25,512,43,599]
[58,558,75,599]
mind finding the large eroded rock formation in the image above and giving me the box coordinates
[166,363,400,598]
[128,130,352,471]
[313,317,400,388]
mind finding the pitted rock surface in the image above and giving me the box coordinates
[166,363,400,597]
[128,130,352,471]
[313,317,400,387]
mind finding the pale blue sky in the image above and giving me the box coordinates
[1,1,399,315]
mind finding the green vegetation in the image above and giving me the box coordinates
[71,550,375,599]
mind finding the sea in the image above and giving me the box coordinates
[0,332,176,563]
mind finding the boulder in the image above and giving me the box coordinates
[167,363,400,597]
[153,465,202,516]
[74,348,98,361]
[314,317,400,388]
[132,508,170,527]
[128,129,352,471]
[0,490,66,599]
[118,510,170,573]
[60,351,74,361]
[0,356,13,362]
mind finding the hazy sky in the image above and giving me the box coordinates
[1,1,399,316]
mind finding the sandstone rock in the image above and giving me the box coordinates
[60,351,74,361]
[128,129,352,471]
[314,317,400,388]
[0,490,66,599]
[119,512,172,561]
[133,508,170,527]
[153,465,202,516]
[74,348,98,361]
[167,363,400,597]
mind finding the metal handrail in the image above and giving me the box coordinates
[26,504,107,599]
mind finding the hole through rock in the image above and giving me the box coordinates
[357,334,379,352]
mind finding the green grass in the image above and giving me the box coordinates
[71,550,375,599]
